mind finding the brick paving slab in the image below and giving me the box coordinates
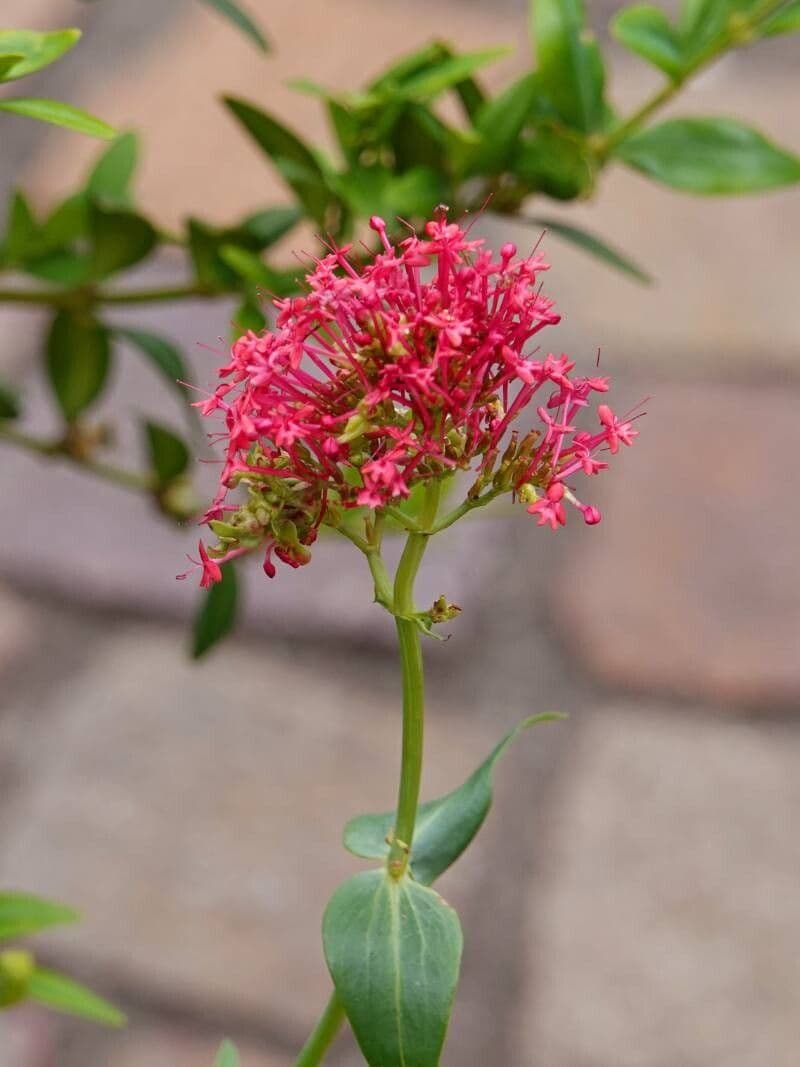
[0,626,511,1037]
[514,704,800,1067]
[555,383,800,709]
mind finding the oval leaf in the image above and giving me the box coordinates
[323,870,462,1067]
[143,420,190,485]
[611,5,686,79]
[87,132,139,207]
[27,967,125,1027]
[615,117,800,193]
[192,563,239,658]
[531,0,606,133]
[0,380,21,421]
[0,892,78,941]
[45,310,111,421]
[0,29,80,83]
[525,215,652,283]
[114,327,197,422]
[0,98,115,139]
[344,713,563,885]
[89,204,156,278]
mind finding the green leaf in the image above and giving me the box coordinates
[0,55,24,82]
[344,714,563,885]
[214,1039,241,1067]
[0,29,80,82]
[45,310,111,421]
[0,98,115,139]
[113,327,192,399]
[4,191,39,264]
[513,128,594,199]
[38,193,89,251]
[144,421,190,484]
[87,132,138,207]
[0,380,21,421]
[330,166,449,223]
[368,41,454,93]
[394,48,508,102]
[192,564,239,658]
[531,0,606,132]
[198,0,269,52]
[235,205,301,248]
[232,295,266,336]
[224,97,333,224]
[27,967,125,1027]
[761,0,800,34]
[88,204,156,278]
[323,870,462,1067]
[464,73,544,176]
[187,219,234,288]
[525,216,652,283]
[611,5,687,79]
[615,117,800,193]
[0,892,78,941]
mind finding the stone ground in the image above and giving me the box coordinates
[1,2,799,1066]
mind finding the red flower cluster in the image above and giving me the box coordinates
[187,211,638,587]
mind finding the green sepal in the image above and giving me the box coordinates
[323,870,462,1067]
[344,713,564,885]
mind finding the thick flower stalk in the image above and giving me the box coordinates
[187,211,640,1067]
[184,210,637,587]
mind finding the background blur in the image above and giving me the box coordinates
[1,1,798,1065]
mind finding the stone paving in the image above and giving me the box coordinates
[1,2,799,1067]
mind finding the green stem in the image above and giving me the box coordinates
[598,0,791,156]
[0,283,216,309]
[0,424,154,493]
[293,991,346,1067]
[386,480,441,877]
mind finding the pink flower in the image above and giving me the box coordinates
[193,210,640,586]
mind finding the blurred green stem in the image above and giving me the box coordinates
[597,0,792,156]
[0,282,216,308]
[0,424,154,492]
[293,991,346,1067]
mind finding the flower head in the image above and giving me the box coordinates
[189,210,638,585]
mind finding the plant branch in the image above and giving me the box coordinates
[597,0,793,156]
[0,424,154,493]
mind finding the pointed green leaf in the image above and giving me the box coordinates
[235,205,301,249]
[525,216,652,283]
[531,0,606,132]
[192,564,239,658]
[0,380,21,421]
[513,128,594,199]
[465,73,544,176]
[214,1039,241,1067]
[323,870,462,1067]
[611,5,687,79]
[0,29,81,82]
[395,48,508,102]
[761,0,800,35]
[223,97,332,224]
[199,0,269,52]
[0,98,115,139]
[0,55,25,82]
[345,713,563,885]
[615,117,800,193]
[27,967,125,1027]
[45,310,111,421]
[114,327,193,403]
[87,133,139,207]
[38,193,89,251]
[143,421,190,485]
[0,892,78,941]
[4,191,39,264]
[88,204,156,278]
